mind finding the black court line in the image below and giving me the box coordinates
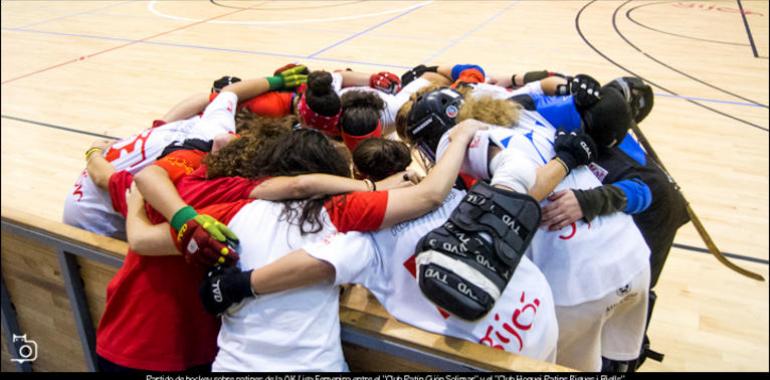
[1,115,118,140]
[574,0,768,132]
[3,113,768,267]
[673,243,769,266]
[210,0,365,11]
[736,0,760,58]
[626,1,750,47]
[618,1,767,108]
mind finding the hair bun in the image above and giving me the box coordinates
[308,71,333,95]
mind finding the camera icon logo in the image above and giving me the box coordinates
[11,334,37,364]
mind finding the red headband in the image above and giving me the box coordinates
[342,120,383,152]
[297,84,341,137]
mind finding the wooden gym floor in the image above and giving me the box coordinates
[1,0,768,372]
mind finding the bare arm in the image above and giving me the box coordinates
[531,160,568,201]
[133,165,187,221]
[221,77,272,102]
[125,184,179,256]
[339,70,372,87]
[85,140,116,191]
[249,171,414,200]
[161,93,210,123]
[379,119,486,228]
[249,250,334,294]
[539,76,569,95]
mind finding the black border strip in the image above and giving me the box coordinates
[673,243,769,265]
[574,0,768,132]
[1,115,118,140]
[736,0,760,58]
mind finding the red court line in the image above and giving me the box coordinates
[1,2,266,85]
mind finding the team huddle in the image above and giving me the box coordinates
[62,63,689,373]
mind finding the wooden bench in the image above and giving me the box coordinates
[1,208,571,372]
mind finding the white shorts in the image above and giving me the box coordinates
[554,266,650,371]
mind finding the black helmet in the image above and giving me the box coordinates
[406,88,464,161]
[605,76,654,123]
[582,85,634,149]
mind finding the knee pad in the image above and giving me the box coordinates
[416,181,541,320]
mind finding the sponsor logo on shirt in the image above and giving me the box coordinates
[479,291,541,353]
[588,162,608,182]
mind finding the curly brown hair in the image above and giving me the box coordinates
[204,114,296,179]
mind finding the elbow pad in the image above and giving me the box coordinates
[489,149,537,193]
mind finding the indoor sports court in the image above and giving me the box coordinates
[1,0,768,373]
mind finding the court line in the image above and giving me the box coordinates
[307,1,431,58]
[7,27,767,107]
[736,0,760,58]
[148,0,431,26]
[616,2,768,108]
[626,2,750,47]
[0,27,411,70]
[4,112,768,267]
[210,0,366,11]
[654,93,767,108]
[1,115,118,140]
[13,1,133,30]
[1,28,763,107]
[673,243,769,266]
[1,3,267,85]
[574,1,768,132]
[421,0,519,64]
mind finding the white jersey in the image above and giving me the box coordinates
[213,200,348,372]
[62,92,238,238]
[304,189,559,362]
[435,98,649,307]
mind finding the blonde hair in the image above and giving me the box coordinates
[395,85,520,145]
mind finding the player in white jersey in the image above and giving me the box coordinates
[63,67,314,240]
[199,186,559,363]
[62,90,234,239]
[400,80,651,371]
[124,119,487,371]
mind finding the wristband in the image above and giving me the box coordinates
[266,76,284,91]
[363,178,375,192]
[552,157,570,174]
[85,147,102,161]
[170,205,198,231]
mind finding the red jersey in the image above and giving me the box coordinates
[97,147,388,371]
[96,200,253,371]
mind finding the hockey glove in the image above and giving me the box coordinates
[171,206,240,267]
[370,71,401,95]
[199,265,256,315]
[553,128,597,173]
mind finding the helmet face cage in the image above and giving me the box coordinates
[406,88,465,161]
[608,77,653,123]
